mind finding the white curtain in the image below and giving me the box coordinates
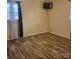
[7,20,19,40]
[7,2,19,40]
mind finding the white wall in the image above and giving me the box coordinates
[49,0,71,39]
[21,0,49,37]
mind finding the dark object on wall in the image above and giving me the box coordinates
[43,2,53,9]
[68,0,71,2]
[17,2,23,37]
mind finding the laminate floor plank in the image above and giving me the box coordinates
[7,33,71,59]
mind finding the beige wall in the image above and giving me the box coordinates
[7,0,71,40]
[21,0,71,38]
[49,0,71,39]
[21,0,49,37]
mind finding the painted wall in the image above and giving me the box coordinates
[21,0,49,37]
[21,0,71,38]
[7,0,71,40]
[49,0,71,39]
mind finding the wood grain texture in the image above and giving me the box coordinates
[7,33,71,59]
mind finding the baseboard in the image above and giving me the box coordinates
[50,32,71,39]
[8,31,70,40]
[23,31,49,37]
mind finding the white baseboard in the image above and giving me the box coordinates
[22,31,70,39]
[23,31,49,37]
[50,32,71,39]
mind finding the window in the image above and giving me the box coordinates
[7,2,19,20]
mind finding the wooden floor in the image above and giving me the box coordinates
[7,33,71,59]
